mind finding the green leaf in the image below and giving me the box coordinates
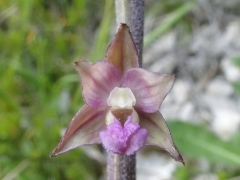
[229,57,240,95]
[231,57,240,69]
[144,1,196,47]
[90,0,114,61]
[168,121,240,166]
[232,82,240,96]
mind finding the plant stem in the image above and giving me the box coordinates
[115,0,144,67]
[107,152,136,180]
[107,1,144,180]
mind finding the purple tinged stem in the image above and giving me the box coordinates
[107,152,136,180]
[108,0,144,180]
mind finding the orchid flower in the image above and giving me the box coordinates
[50,24,183,164]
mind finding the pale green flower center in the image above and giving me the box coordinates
[107,87,136,109]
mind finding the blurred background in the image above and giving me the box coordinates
[1,0,240,179]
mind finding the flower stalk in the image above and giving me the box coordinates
[107,152,136,180]
[110,0,144,179]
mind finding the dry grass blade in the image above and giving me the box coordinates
[2,160,30,180]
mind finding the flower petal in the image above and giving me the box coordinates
[100,115,148,155]
[50,105,108,157]
[75,60,121,108]
[105,24,139,77]
[122,68,175,113]
[138,110,184,164]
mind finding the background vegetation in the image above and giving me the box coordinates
[1,0,240,179]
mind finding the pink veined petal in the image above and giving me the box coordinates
[105,23,139,77]
[138,110,184,164]
[75,60,121,108]
[50,105,108,157]
[100,116,148,155]
[122,68,175,113]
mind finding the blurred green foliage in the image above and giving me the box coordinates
[0,0,113,179]
[170,121,240,180]
[170,55,240,179]
[1,0,240,179]
[231,57,240,96]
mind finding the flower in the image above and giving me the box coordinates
[50,24,184,163]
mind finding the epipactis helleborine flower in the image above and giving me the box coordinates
[50,24,184,164]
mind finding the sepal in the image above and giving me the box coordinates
[50,105,108,157]
[105,24,139,77]
[138,110,184,164]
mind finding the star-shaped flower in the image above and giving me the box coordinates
[51,24,183,164]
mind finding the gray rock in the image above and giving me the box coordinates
[137,151,177,180]
[221,58,240,82]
